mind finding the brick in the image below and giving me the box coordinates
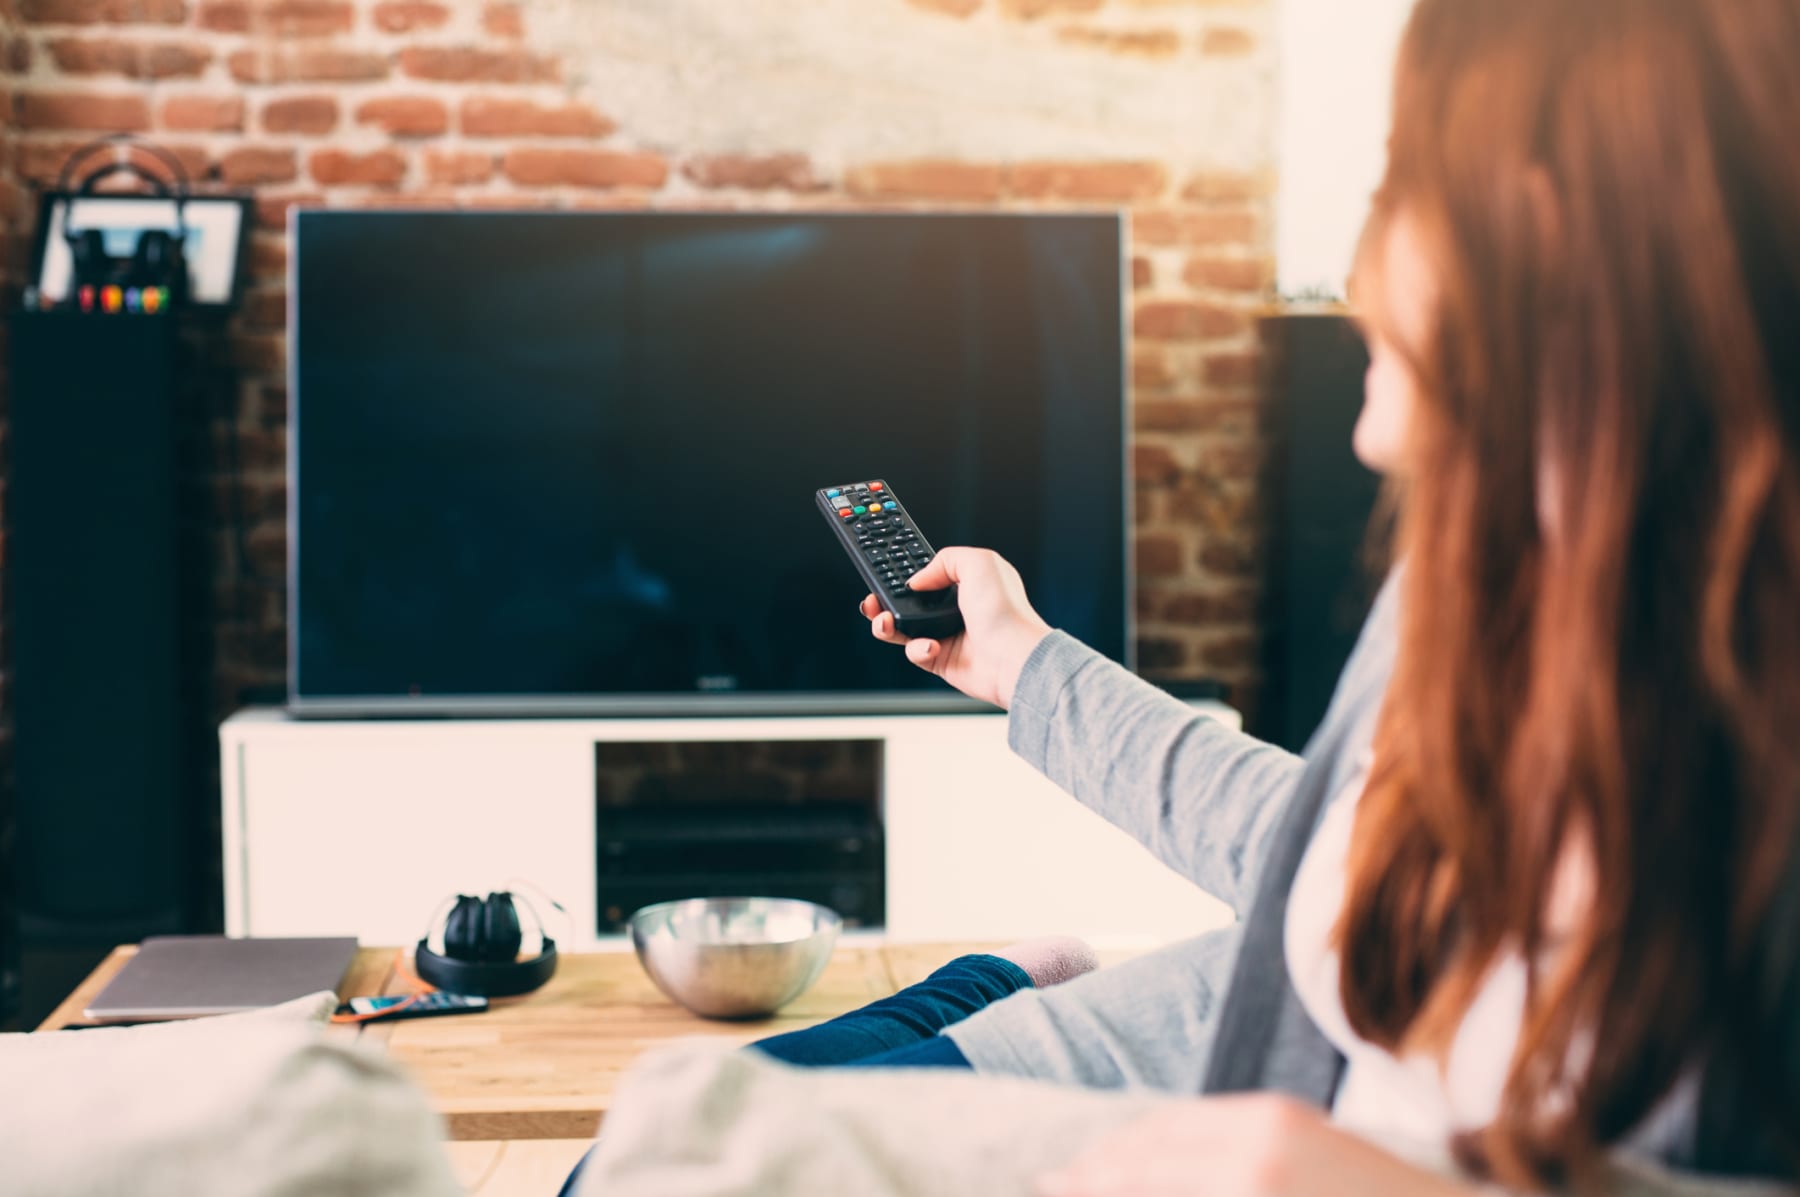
[253,192,323,230]
[1170,478,1257,528]
[248,235,287,278]
[1201,26,1256,57]
[6,36,29,72]
[1135,396,1257,433]
[847,160,1004,202]
[1009,160,1167,202]
[458,194,557,210]
[310,148,408,187]
[906,0,980,15]
[370,0,446,32]
[220,145,299,185]
[242,288,286,331]
[1197,633,1256,670]
[1134,443,1182,486]
[198,0,352,35]
[461,95,612,139]
[399,46,558,84]
[423,148,494,185]
[1164,588,1256,624]
[161,93,243,132]
[1134,300,1247,341]
[683,152,822,192]
[1136,637,1188,671]
[16,91,150,131]
[232,333,285,373]
[354,95,448,138]
[1000,0,1099,17]
[1181,171,1270,203]
[1136,533,1184,576]
[1131,257,1153,289]
[1057,26,1182,57]
[1183,255,1270,294]
[228,47,388,84]
[353,191,455,209]
[261,94,337,135]
[20,0,185,22]
[1198,539,1258,576]
[48,37,210,78]
[1132,208,1259,247]
[503,147,668,190]
[1203,350,1261,387]
[1133,348,1176,389]
[1201,442,1262,480]
[481,1,521,37]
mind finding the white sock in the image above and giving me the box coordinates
[992,935,1100,988]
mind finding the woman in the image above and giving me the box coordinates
[756,0,1800,1190]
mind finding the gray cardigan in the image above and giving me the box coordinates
[954,575,1796,1184]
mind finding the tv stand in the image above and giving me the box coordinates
[219,706,1235,949]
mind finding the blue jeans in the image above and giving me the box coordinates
[555,954,1031,1195]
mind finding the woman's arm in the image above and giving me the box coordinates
[1007,631,1304,913]
[1037,1096,1797,1197]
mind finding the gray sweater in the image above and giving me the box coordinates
[947,576,1797,1184]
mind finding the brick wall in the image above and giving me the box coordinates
[2,0,1277,718]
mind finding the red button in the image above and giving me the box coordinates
[839,509,854,518]
[870,482,885,492]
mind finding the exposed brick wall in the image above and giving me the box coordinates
[2,0,1276,724]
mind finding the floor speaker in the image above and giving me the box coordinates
[6,311,206,944]
[1257,313,1384,751]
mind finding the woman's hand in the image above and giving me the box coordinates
[1036,1095,1474,1197]
[861,547,1052,710]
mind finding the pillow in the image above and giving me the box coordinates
[0,991,459,1197]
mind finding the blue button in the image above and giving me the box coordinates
[884,501,897,509]
[827,489,841,497]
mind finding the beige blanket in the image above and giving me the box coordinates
[575,1042,1795,1197]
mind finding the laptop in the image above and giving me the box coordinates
[84,935,360,1021]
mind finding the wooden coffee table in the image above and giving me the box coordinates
[40,942,1037,1194]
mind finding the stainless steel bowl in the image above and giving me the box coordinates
[629,897,841,1020]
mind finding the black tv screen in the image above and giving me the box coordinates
[291,210,1129,714]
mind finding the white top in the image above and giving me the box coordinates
[1284,757,1532,1150]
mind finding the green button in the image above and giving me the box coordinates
[853,505,868,514]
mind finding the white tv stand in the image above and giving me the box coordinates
[220,706,1236,949]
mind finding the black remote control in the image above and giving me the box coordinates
[816,480,964,641]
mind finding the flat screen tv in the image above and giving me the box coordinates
[290,210,1130,715]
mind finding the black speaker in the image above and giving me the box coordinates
[6,310,207,944]
[1257,313,1383,751]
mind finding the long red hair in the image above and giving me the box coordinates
[1339,0,1800,1186]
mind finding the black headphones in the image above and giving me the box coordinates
[56,134,193,306]
[414,891,559,997]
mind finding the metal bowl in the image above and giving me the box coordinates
[629,897,841,1020]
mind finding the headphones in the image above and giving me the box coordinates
[55,134,193,307]
[414,890,559,997]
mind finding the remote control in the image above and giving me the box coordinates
[817,480,965,641]
[337,991,489,1022]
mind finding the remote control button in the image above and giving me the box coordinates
[834,497,852,509]
[871,482,885,492]
[839,510,854,519]
[853,505,867,514]
[884,501,897,509]
[827,488,841,497]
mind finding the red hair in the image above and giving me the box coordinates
[1339,0,1800,1186]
